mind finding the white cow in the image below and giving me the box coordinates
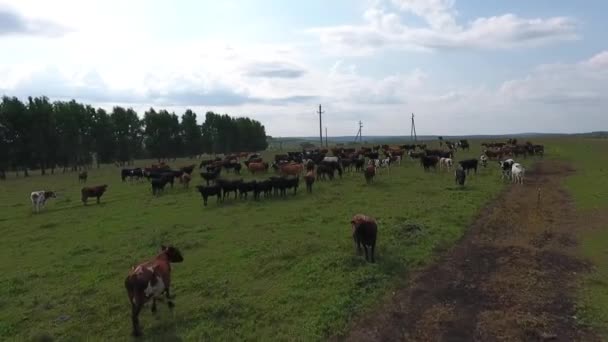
[30,190,57,213]
[480,155,488,167]
[511,163,525,184]
[439,158,453,171]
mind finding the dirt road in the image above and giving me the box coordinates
[341,161,599,341]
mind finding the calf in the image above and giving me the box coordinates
[455,167,466,186]
[364,164,376,184]
[30,190,57,213]
[351,214,378,263]
[304,171,315,193]
[78,171,88,183]
[512,163,525,184]
[81,185,108,205]
[439,158,453,171]
[459,159,479,175]
[125,245,184,337]
[195,185,222,206]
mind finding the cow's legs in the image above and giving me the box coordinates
[131,294,144,336]
[165,288,175,308]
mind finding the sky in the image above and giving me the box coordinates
[0,0,607,136]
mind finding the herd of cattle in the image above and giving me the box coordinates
[28,139,544,212]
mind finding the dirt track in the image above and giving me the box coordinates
[341,161,599,341]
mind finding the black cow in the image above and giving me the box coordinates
[459,159,479,175]
[217,179,242,201]
[354,159,365,172]
[455,168,466,186]
[253,179,272,200]
[200,168,221,186]
[420,156,439,171]
[238,180,257,199]
[317,164,335,180]
[151,177,171,196]
[195,185,221,206]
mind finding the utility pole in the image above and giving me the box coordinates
[318,104,324,147]
[354,120,363,143]
[411,113,417,142]
[325,127,328,147]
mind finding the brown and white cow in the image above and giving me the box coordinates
[125,245,184,337]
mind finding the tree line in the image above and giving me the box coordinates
[0,96,268,178]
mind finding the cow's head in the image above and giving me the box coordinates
[44,191,57,199]
[161,245,184,263]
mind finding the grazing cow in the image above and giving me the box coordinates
[304,171,315,193]
[238,180,257,199]
[455,168,466,186]
[30,191,56,213]
[278,163,303,177]
[200,168,221,186]
[439,158,453,171]
[78,171,88,183]
[81,185,108,205]
[350,214,378,263]
[125,245,184,337]
[500,159,515,180]
[364,165,376,184]
[480,155,488,168]
[459,159,479,175]
[420,156,439,171]
[511,163,525,184]
[195,185,222,206]
[179,173,191,188]
[408,151,426,160]
[248,162,269,174]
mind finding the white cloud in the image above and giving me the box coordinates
[310,0,578,54]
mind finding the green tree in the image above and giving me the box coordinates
[181,109,201,158]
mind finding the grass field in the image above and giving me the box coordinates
[0,143,509,341]
[550,138,608,338]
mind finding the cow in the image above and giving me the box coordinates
[480,155,488,168]
[316,164,335,181]
[439,158,453,171]
[78,171,88,183]
[408,151,426,160]
[278,163,303,177]
[455,167,466,186]
[195,184,222,206]
[512,163,525,184]
[420,156,439,171]
[248,162,269,174]
[81,185,107,205]
[364,164,376,184]
[350,214,378,263]
[378,158,391,174]
[253,179,272,200]
[322,156,340,163]
[459,140,470,151]
[200,168,221,186]
[151,177,170,196]
[304,171,315,193]
[354,158,365,172]
[238,180,257,199]
[30,191,57,213]
[199,159,215,169]
[125,245,184,337]
[458,159,479,175]
[217,179,243,201]
[500,159,515,181]
[179,165,196,175]
[179,173,191,188]
[321,161,343,179]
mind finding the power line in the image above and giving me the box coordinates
[354,120,363,143]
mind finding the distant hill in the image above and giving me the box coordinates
[283,132,589,143]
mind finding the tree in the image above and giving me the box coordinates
[91,108,115,166]
[181,109,201,158]
[27,96,56,175]
[111,106,142,163]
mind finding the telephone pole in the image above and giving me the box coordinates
[410,113,417,142]
[318,104,324,147]
[325,127,328,147]
[354,120,363,143]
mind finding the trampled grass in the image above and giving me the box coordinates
[1,144,506,341]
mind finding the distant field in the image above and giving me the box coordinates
[0,140,552,341]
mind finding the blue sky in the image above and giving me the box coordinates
[1,0,607,136]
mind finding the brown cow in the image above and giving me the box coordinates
[125,245,184,337]
[248,162,269,174]
[81,185,108,205]
[279,163,303,177]
[351,214,378,263]
[304,171,315,193]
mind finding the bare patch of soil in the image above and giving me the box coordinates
[339,161,599,342]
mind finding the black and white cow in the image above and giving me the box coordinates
[30,190,57,213]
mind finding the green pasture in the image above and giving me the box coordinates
[0,141,545,341]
